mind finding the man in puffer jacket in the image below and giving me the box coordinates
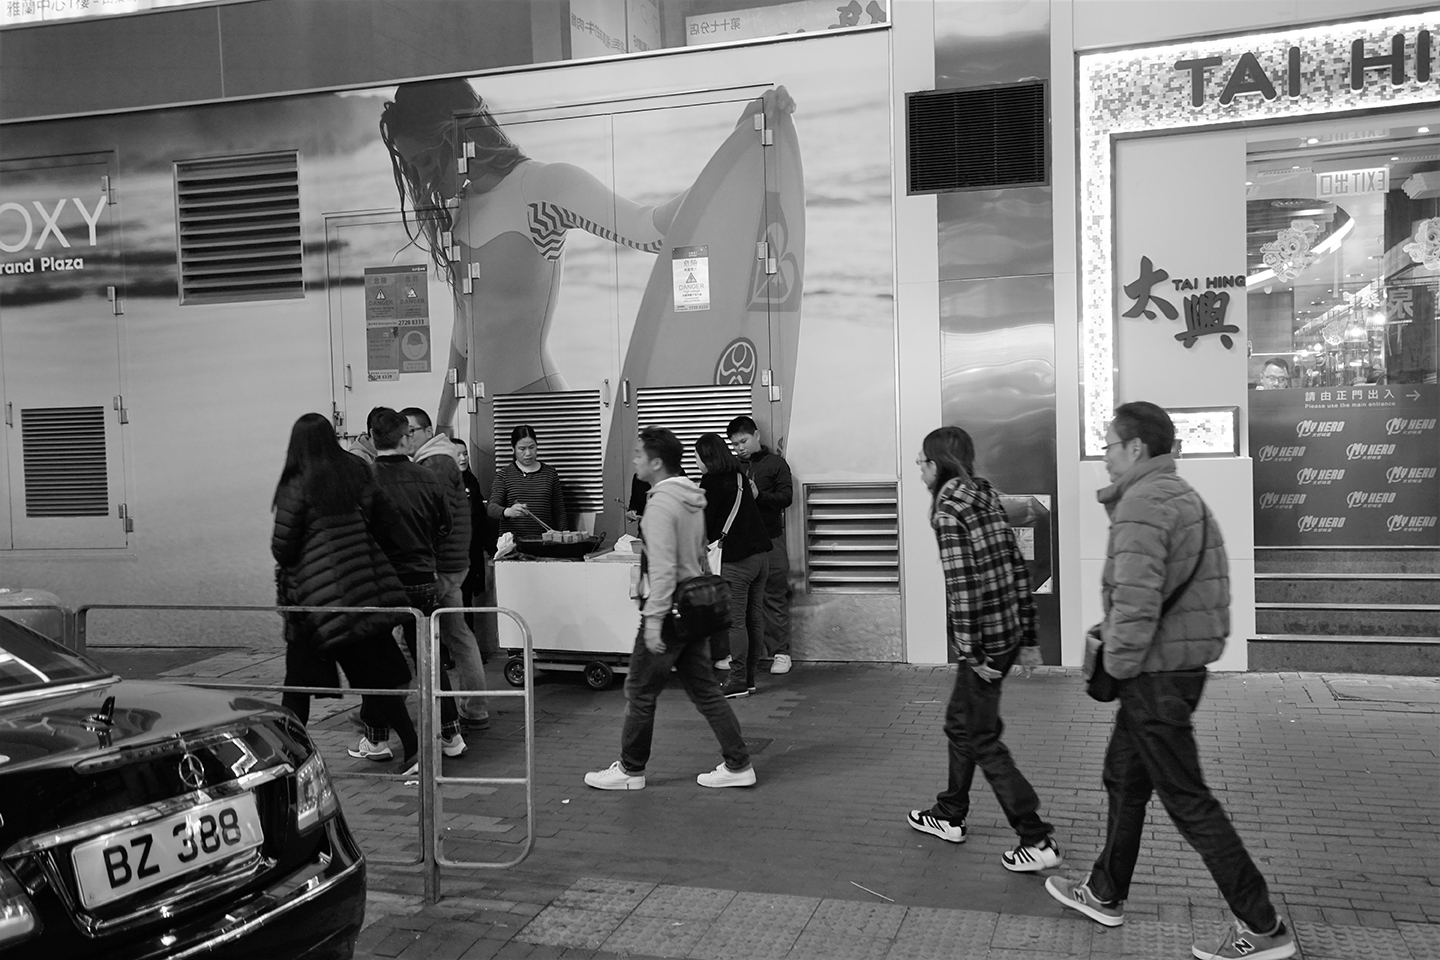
[1046,402,1295,960]
[403,407,488,730]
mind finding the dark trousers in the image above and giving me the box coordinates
[723,551,769,682]
[619,618,750,775]
[762,535,791,657]
[361,581,461,742]
[934,650,1052,846]
[1089,669,1277,933]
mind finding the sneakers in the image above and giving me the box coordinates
[584,760,646,791]
[1192,919,1297,960]
[770,653,792,674]
[721,678,750,699]
[439,733,468,757]
[1002,836,1064,872]
[461,714,491,732]
[714,656,732,670]
[907,808,967,843]
[697,762,757,788]
[1045,876,1124,927]
[347,736,393,761]
[399,755,419,777]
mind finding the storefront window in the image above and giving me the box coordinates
[1248,117,1440,547]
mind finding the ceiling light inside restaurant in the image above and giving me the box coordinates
[1367,312,1386,326]
[1307,137,1320,144]
[1420,127,1431,133]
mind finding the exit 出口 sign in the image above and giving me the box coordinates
[1315,167,1389,198]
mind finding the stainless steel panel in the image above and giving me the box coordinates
[934,0,1050,90]
[939,275,1055,496]
[938,185,1053,281]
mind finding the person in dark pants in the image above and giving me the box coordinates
[584,426,753,791]
[452,437,499,661]
[905,426,1056,871]
[271,413,417,771]
[1046,402,1294,960]
[726,416,794,675]
[348,408,469,763]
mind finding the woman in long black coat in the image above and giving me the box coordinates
[272,413,419,771]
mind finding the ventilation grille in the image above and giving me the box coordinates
[907,82,1047,194]
[804,482,899,594]
[635,384,753,478]
[21,406,108,517]
[175,152,303,304]
[492,391,603,514]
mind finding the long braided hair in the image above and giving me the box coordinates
[379,79,528,278]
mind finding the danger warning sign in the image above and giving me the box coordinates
[672,245,709,313]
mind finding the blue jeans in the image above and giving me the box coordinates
[436,569,488,721]
[619,618,750,775]
[762,535,791,656]
[934,649,1053,846]
[1088,669,1277,933]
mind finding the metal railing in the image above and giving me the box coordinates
[51,602,534,903]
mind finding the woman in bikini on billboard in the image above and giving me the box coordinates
[378,78,792,489]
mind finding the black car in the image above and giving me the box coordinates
[0,616,365,959]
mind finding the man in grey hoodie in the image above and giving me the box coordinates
[584,426,755,791]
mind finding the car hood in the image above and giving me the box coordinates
[0,679,281,770]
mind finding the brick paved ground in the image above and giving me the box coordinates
[106,646,1440,959]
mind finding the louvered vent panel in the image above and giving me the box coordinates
[635,384,753,478]
[804,482,899,594]
[907,82,1047,194]
[175,152,303,304]
[21,406,108,517]
[493,391,603,513]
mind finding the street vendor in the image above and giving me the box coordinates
[488,424,567,540]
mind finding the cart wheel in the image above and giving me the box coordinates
[503,657,526,688]
[583,661,614,691]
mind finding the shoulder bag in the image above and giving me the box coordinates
[639,542,732,644]
[706,474,744,575]
[1086,502,1209,702]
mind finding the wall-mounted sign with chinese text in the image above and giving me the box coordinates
[1121,255,1244,350]
[363,264,430,382]
[686,0,885,45]
[1251,384,1439,546]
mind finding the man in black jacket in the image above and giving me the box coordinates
[727,416,794,675]
[349,408,469,762]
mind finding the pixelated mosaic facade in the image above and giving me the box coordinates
[1077,12,1440,456]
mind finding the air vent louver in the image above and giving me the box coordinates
[804,482,899,593]
[21,406,108,517]
[635,384,753,479]
[907,82,1047,194]
[492,391,604,514]
[175,152,303,304]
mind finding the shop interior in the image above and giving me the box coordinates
[1246,117,1440,390]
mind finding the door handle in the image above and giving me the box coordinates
[621,379,631,406]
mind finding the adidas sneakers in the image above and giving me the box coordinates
[907,808,967,843]
[1001,836,1063,872]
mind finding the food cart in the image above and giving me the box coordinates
[495,538,642,690]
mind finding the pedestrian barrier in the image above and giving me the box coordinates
[64,602,535,903]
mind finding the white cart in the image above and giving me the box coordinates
[494,556,641,690]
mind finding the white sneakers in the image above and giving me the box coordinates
[1001,836,1064,872]
[769,654,792,674]
[714,656,732,670]
[347,736,393,761]
[697,762,757,788]
[583,760,758,790]
[439,733,468,757]
[584,761,646,790]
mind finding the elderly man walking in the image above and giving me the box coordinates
[1046,401,1295,960]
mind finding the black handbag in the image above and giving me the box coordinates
[1087,502,1209,702]
[640,547,732,643]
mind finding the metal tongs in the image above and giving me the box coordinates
[519,504,555,533]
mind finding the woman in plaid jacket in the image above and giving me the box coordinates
[905,426,1062,873]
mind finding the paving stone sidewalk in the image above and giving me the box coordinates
[108,647,1440,959]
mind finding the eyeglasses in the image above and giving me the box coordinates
[1103,440,1131,452]
[914,457,933,466]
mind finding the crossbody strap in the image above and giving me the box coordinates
[1160,501,1209,618]
[719,474,743,540]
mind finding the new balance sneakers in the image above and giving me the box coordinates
[770,654,792,674]
[1192,918,1297,960]
[1001,836,1064,872]
[1045,875,1124,927]
[347,736,393,761]
[584,760,646,791]
[907,808,967,843]
[697,762,757,788]
[439,733,468,757]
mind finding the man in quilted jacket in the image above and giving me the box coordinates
[1046,402,1295,960]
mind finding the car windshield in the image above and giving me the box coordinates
[0,617,110,694]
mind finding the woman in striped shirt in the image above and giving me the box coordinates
[488,424,567,538]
